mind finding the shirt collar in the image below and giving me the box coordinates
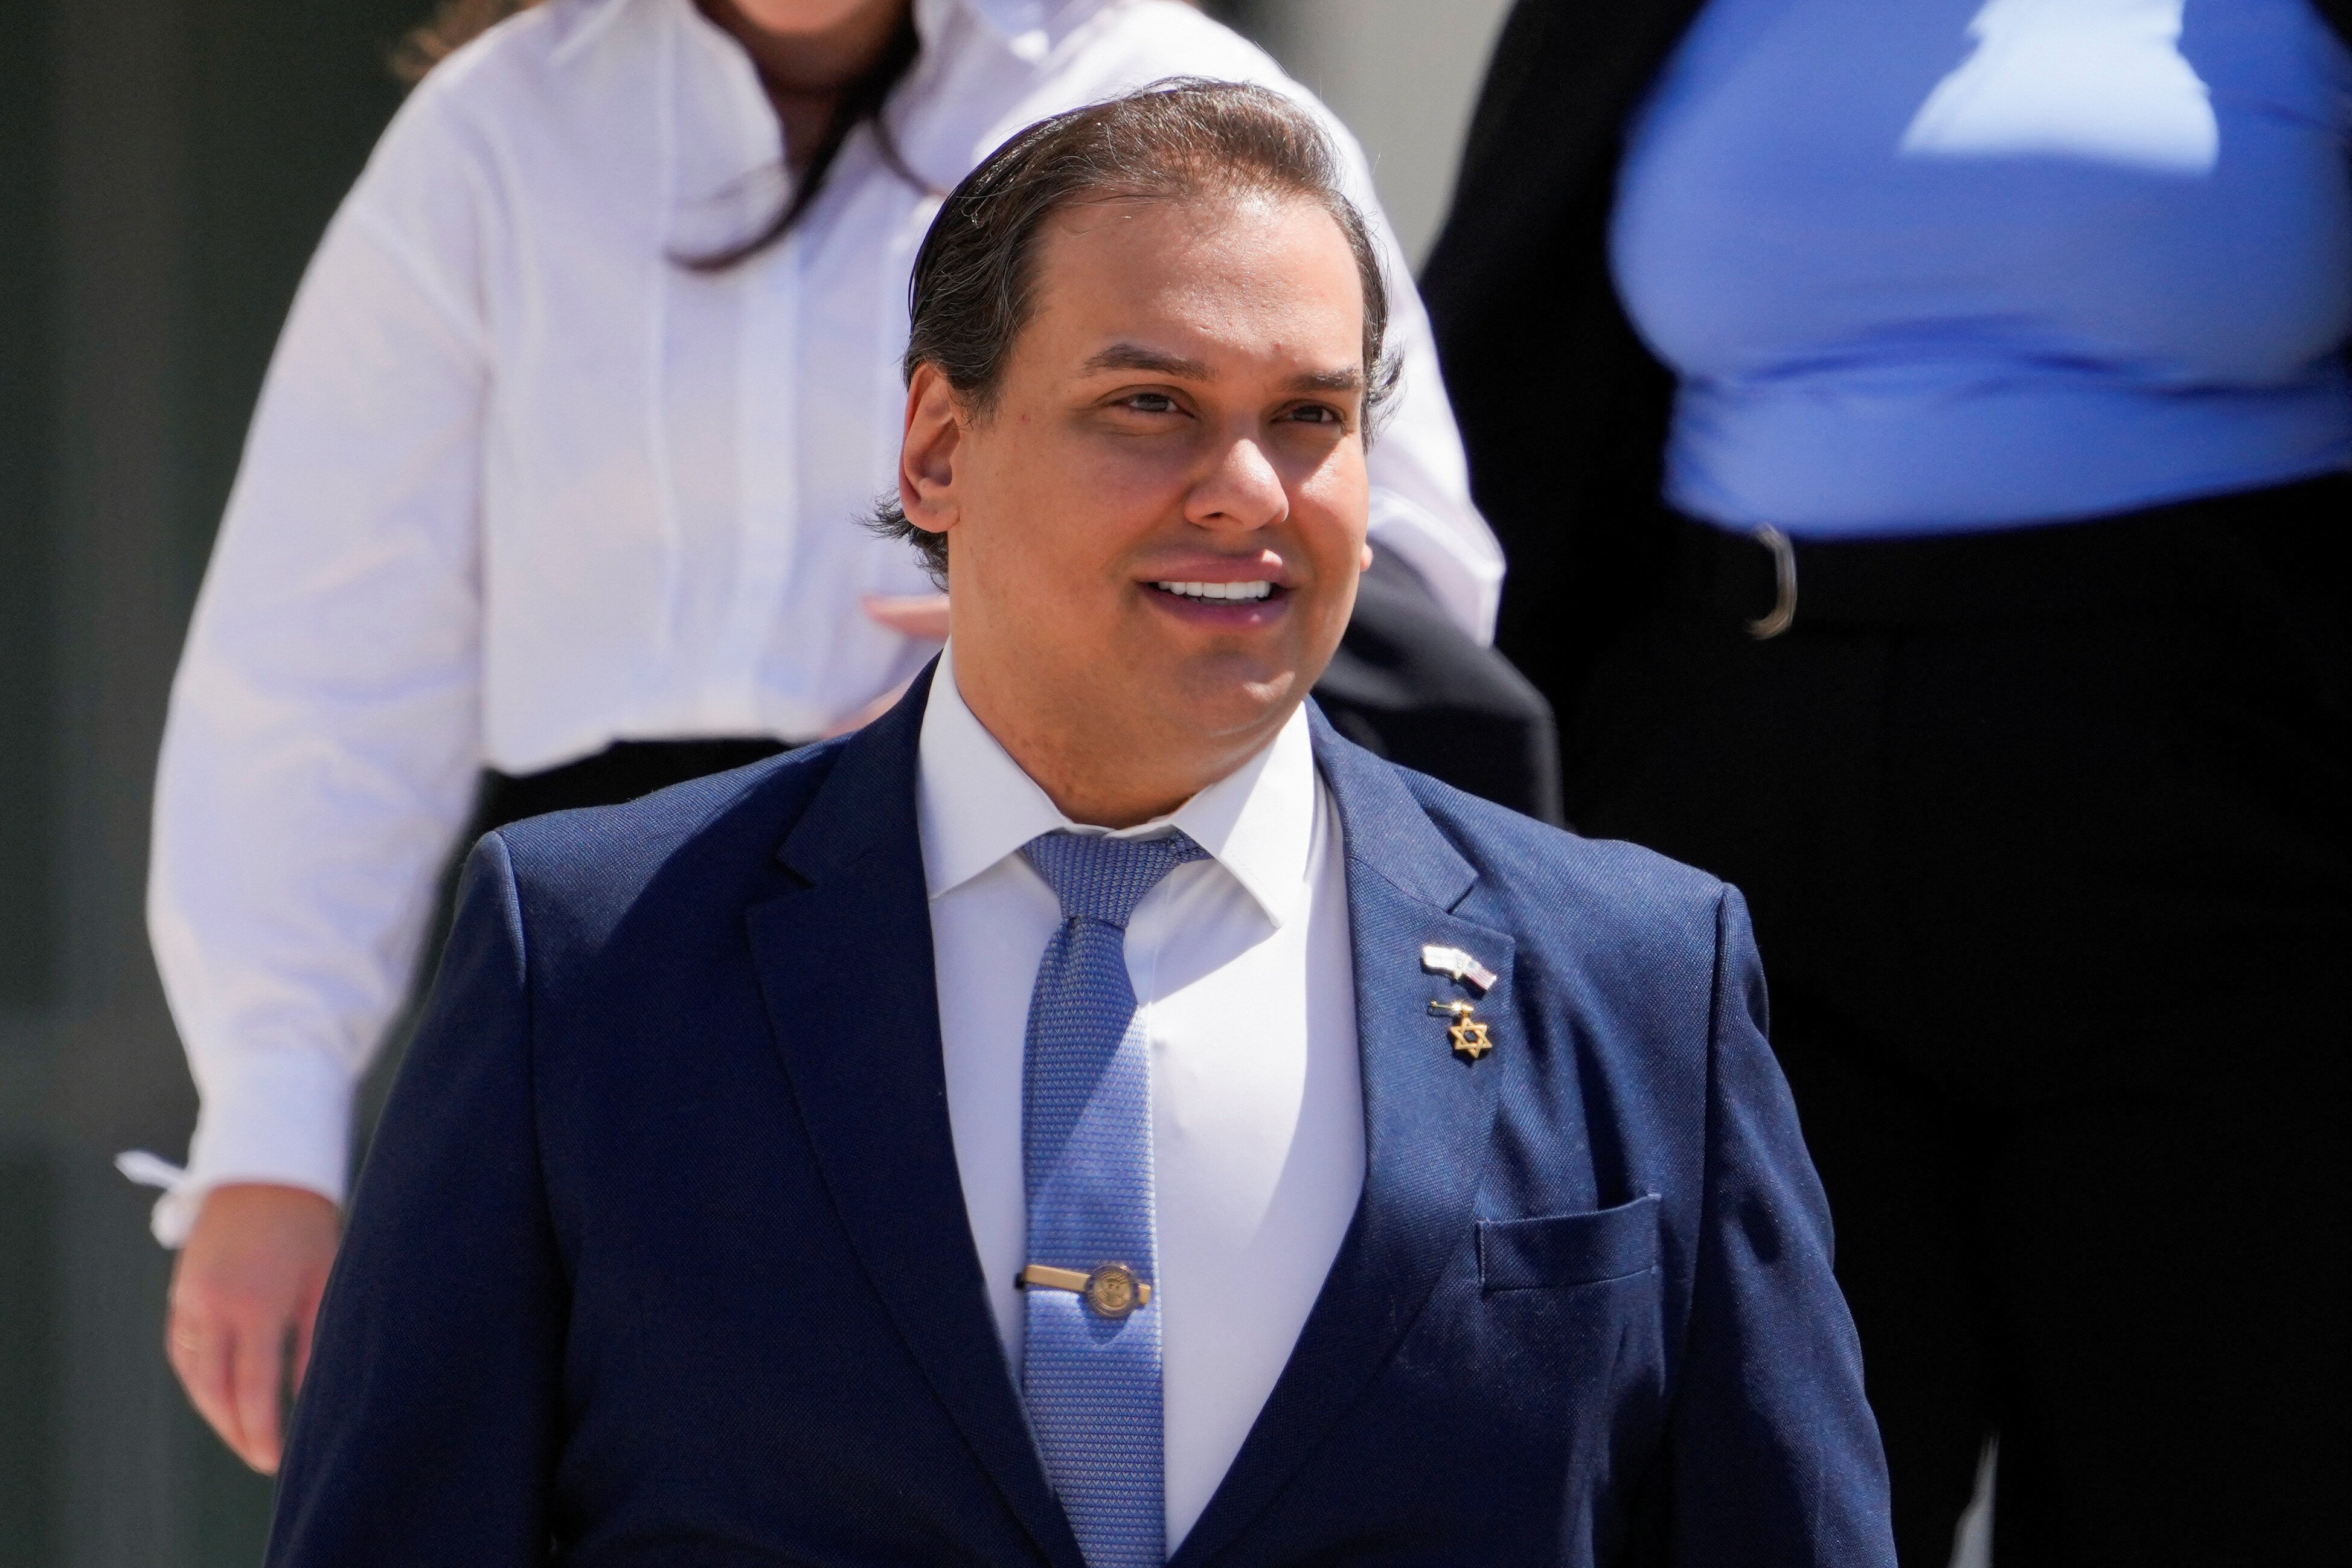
[619,0,1065,62]
[915,0,1053,46]
[916,647,1319,929]
[651,0,1086,166]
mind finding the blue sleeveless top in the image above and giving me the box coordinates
[1609,0,2352,537]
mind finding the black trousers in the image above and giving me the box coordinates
[1570,476,2345,1566]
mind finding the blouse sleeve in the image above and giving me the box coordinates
[1327,111,1507,644]
[141,80,495,1245]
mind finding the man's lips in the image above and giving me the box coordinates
[1149,578,1276,603]
[1138,574,1292,623]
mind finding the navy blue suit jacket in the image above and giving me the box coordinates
[269,668,1894,1567]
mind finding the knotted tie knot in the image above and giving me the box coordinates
[1022,829,1208,930]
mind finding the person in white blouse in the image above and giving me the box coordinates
[139,0,1514,1476]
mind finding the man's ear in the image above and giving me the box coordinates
[899,362,966,539]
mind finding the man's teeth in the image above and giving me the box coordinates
[1153,580,1274,602]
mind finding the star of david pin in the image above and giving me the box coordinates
[1430,998,1495,1061]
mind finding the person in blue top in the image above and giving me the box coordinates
[1426,1,2348,1563]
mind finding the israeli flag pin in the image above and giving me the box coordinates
[1420,944,1496,994]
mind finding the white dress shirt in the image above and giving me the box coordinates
[138,0,1496,1241]
[918,652,1365,1549]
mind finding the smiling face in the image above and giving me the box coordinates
[897,188,1374,826]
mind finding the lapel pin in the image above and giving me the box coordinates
[1421,944,1496,994]
[1430,999,1495,1061]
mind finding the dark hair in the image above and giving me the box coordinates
[683,7,927,270]
[391,0,537,85]
[870,78,1398,582]
[394,0,928,267]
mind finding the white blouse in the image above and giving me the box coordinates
[139,0,1502,1242]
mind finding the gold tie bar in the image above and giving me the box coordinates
[1019,1262,1152,1319]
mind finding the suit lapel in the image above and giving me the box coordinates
[1170,711,1516,1568]
[745,665,1084,1568]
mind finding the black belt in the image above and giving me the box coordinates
[1671,474,2345,636]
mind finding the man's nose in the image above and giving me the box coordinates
[1184,437,1289,532]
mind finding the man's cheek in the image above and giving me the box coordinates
[1075,431,1194,491]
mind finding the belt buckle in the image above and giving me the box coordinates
[1746,525,1797,640]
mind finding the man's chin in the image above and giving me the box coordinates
[1160,658,1310,741]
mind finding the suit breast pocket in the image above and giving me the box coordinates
[1477,1194,1661,1292]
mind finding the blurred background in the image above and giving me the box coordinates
[0,1,1513,1561]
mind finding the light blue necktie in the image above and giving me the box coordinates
[1019,828,1207,1568]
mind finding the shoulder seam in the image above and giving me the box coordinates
[340,203,493,360]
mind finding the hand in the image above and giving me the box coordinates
[167,1182,341,1473]
[860,592,951,642]
[822,594,954,737]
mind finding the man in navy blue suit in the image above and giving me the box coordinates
[268,81,1894,1568]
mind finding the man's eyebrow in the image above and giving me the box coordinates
[1083,343,1214,379]
[1081,344,1366,396]
[1286,366,1364,394]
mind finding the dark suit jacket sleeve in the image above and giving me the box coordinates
[268,832,564,1567]
[1668,889,1895,1566]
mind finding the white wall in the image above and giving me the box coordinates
[1243,0,1517,264]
